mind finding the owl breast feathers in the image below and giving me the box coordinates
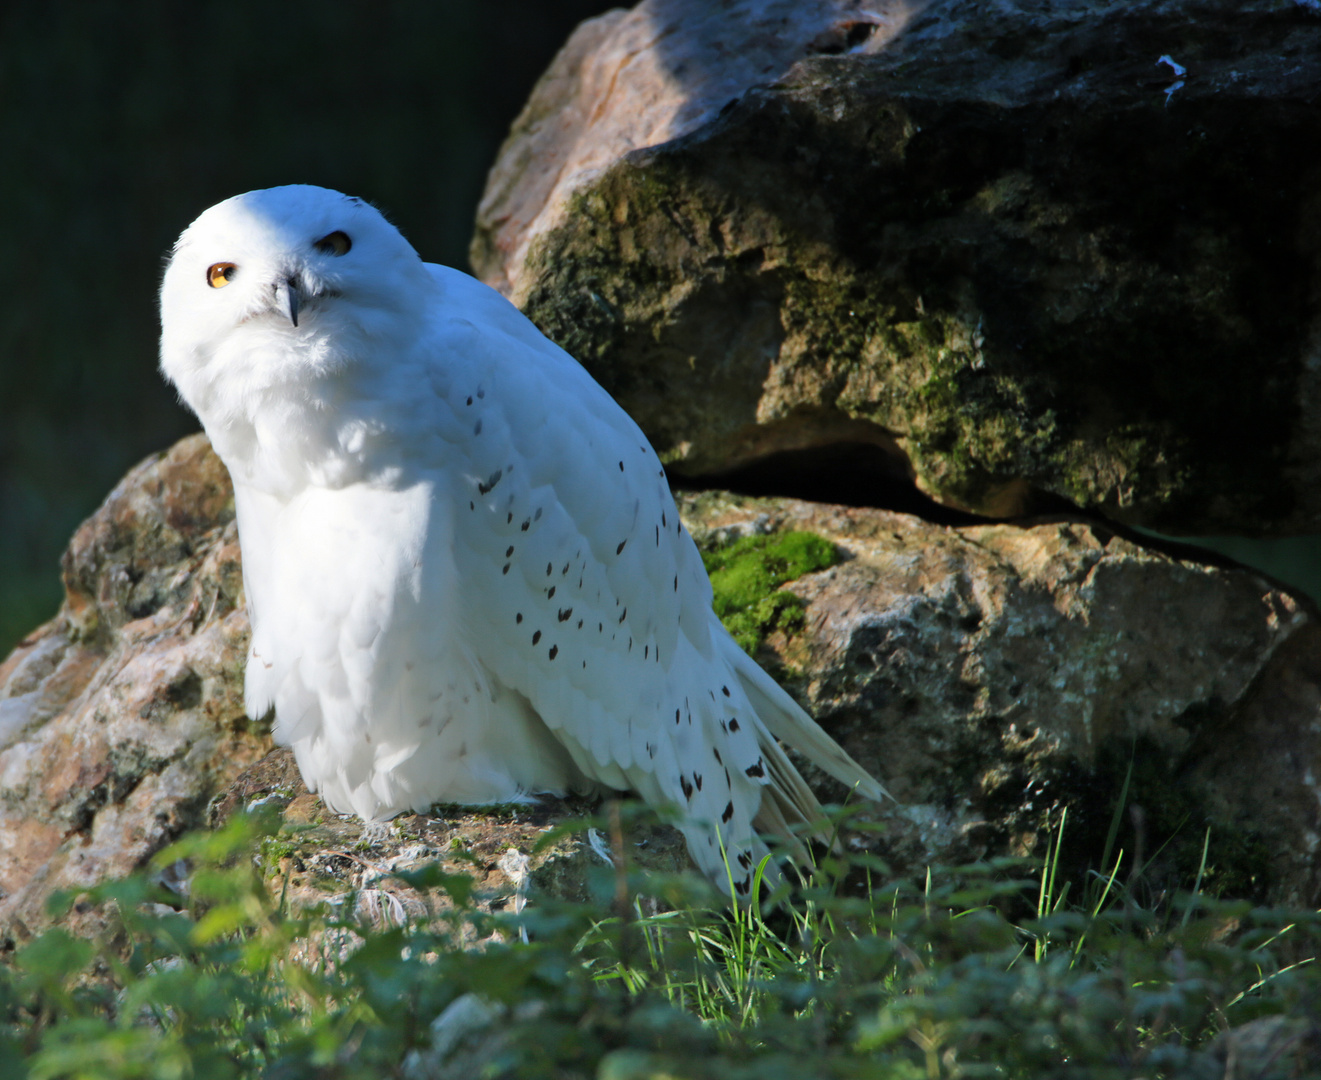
[159,184,886,899]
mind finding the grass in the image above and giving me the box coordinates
[2,804,1319,1079]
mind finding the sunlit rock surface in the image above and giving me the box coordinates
[474,0,1321,534]
[0,436,261,941]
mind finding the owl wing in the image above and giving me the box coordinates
[423,268,883,887]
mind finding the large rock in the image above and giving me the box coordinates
[0,436,262,940]
[680,493,1321,906]
[3,437,1318,929]
[473,0,1321,534]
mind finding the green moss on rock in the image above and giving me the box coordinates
[700,531,839,654]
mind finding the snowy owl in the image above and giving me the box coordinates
[159,185,885,897]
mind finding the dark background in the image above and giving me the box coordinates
[0,1,616,655]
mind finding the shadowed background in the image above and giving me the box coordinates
[0,1,616,655]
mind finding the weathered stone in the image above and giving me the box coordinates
[0,435,265,942]
[210,747,693,926]
[676,492,1321,905]
[474,0,1321,534]
[1211,1015,1321,1080]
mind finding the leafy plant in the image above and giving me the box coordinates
[2,801,1318,1079]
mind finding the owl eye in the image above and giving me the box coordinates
[207,263,237,288]
[314,231,352,256]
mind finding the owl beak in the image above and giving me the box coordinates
[273,277,302,327]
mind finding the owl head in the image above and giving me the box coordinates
[159,185,430,425]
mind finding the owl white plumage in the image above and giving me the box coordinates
[160,185,885,897]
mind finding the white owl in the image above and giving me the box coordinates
[159,185,885,897]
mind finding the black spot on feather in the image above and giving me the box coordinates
[680,775,693,800]
[478,469,502,495]
[729,718,740,732]
[532,630,542,645]
[616,539,627,555]
[558,608,573,622]
[549,645,558,660]
[722,801,734,823]
[745,759,765,778]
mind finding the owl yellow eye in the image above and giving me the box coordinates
[314,231,352,256]
[207,263,237,288]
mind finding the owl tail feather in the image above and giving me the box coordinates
[753,737,826,858]
[731,641,891,807]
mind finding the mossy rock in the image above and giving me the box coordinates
[487,0,1321,535]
